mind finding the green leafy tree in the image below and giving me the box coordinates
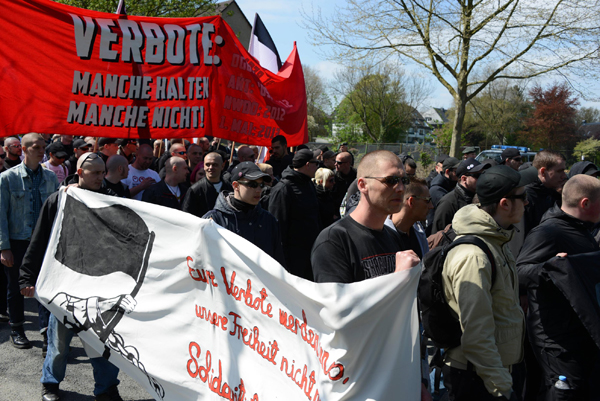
[573,138,600,163]
[56,0,216,17]
[332,62,430,143]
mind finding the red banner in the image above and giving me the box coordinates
[0,0,308,146]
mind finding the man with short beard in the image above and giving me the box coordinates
[4,137,23,169]
[182,152,232,217]
[331,151,357,209]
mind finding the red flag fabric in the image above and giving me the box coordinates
[0,0,308,146]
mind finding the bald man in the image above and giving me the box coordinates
[1,133,59,349]
[122,144,161,200]
[20,152,122,401]
[311,150,414,283]
[518,174,600,400]
[4,136,23,169]
[103,154,131,198]
[332,151,357,210]
[142,157,189,210]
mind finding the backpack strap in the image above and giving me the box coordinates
[443,235,497,286]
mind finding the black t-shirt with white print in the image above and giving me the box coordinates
[311,215,408,283]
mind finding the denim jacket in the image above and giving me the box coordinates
[0,163,59,249]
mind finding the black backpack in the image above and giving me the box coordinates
[418,234,497,349]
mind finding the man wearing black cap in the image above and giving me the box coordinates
[97,137,119,164]
[500,148,523,171]
[268,149,321,280]
[204,162,284,265]
[441,165,536,401]
[43,142,69,183]
[430,158,490,234]
[64,139,91,176]
[462,146,477,160]
[321,150,336,170]
[116,138,137,164]
[427,156,460,232]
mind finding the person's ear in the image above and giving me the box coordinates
[357,177,368,193]
[539,166,547,177]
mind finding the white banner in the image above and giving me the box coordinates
[36,188,421,401]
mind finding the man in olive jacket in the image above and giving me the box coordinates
[442,165,536,400]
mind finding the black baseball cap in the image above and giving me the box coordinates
[436,154,449,163]
[98,137,117,147]
[477,165,538,205]
[462,146,477,154]
[231,162,272,183]
[292,149,320,168]
[116,138,137,147]
[322,150,335,160]
[47,142,68,159]
[442,157,461,171]
[457,158,490,177]
[501,148,520,161]
[73,138,90,149]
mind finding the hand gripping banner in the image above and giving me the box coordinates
[35,188,422,400]
[0,0,308,146]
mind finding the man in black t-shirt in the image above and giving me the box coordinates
[311,150,419,283]
[103,155,131,198]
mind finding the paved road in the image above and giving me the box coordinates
[0,298,154,401]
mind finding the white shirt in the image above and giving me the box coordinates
[121,166,161,200]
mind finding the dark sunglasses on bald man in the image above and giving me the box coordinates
[365,176,410,187]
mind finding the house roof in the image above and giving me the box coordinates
[578,122,600,140]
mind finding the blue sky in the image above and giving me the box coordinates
[234,0,599,112]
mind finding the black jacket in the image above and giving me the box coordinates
[182,177,232,218]
[430,184,474,234]
[266,154,293,179]
[142,180,189,210]
[523,178,561,236]
[19,187,116,290]
[268,166,321,280]
[427,173,456,233]
[203,192,285,266]
[331,167,357,209]
[517,205,599,354]
[315,184,338,230]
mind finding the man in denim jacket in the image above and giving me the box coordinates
[0,133,59,349]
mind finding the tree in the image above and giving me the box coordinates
[304,0,600,157]
[55,0,216,17]
[575,107,600,127]
[303,66,332,140]
[573,138,600,163]
[332,62,430,143]
[469,81,530,146]
[522,83,579,150]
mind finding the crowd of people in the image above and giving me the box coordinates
[1,133,599,401]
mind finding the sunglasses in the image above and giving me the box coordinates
[175,151,187,155]
[507,193,527,201]
[334,160,348,165]
[365,176,410,187]
[0,153,5,159]
[412,196,432,203]
[78,152,101,167]
[237,180,265,189]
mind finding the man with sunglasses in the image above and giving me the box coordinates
[312,150,417,283]
[0,145,7,173]
[431,158,491,234]
[0,133,59,350]
[268,149,321,280]
[440,165,537,401]
[500,148,523,171]
[332,151,357,209]
[4,136,23,169]
[203,162,284,265]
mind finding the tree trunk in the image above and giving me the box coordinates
[450,94,467,157]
